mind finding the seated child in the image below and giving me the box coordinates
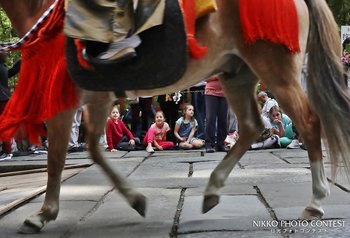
[174,103,204,149]
[106,106,141,152]
[268,106,294,147]
[143,111,174,153]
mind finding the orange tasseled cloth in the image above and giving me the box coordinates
[0,0,78,144]
[180,0,212,59]
[239,0,300,53]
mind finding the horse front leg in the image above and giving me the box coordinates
[203,66,262,213]
[19,109,75,233]
[84,92,146,217]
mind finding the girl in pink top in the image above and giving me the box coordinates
[143,111,174,153]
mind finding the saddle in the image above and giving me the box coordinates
[65,0,187,95]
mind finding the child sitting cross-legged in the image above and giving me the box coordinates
[106,106,141,152]
[174,103,204,149]
[268,106,294,147]
[143,111,174,153]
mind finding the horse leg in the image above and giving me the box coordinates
[264,77,329,219]
[19,109,75,233]
[248,46,330,219]
[83,92,146,217]
[203,64,262,213]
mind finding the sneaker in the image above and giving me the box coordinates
[0,153,13,161]
[287,139,301,149]
[146,145,154,153]
[300,143,308,150]
[67,146,84,153]
[128,144,135,151]
[250,142,263,150]
[95,35,141,64]
[29,145,48,154]
[224,135,236,149]
[205,144,215,153]
[271,136,281,148]
[216,145,228,152]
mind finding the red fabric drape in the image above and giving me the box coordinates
[239,0,300,53]
[0,0,78,144]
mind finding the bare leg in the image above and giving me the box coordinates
[19,109,75,233]
[84,92,146,216]
[203,65,262,213]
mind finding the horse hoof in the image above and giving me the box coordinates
[299,207,324,220]
[202,194,220,213]
[18,218,44,234]
[132,194,147,217]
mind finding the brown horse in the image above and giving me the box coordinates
[1,0,350,234]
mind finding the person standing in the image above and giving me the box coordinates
[341,37,350,87]
[0,53,20,160]
[190,81,206,139]
[204,75,228,152]
[157,93,181,143]
[67,106,85,153]
[130,96,154,140]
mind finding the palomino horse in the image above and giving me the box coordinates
[1,0,350,233]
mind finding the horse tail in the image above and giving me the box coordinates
[305,0,350,178]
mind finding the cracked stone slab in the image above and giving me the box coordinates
[129,159,190,179]
[178,195,272,233]
[185,185,256,197]
[325,165,350,191]
[0,201,97,238]
[240,152,286,166]
[259,182,350,220]
[70,188,180,238]
[131,177,207,189]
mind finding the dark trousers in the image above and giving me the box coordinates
[157,95,180,142]
[130,97,154,138]
[115,136,141,151]
[0,100,12,154]
[205,95,228,148]
[190,86,205,139]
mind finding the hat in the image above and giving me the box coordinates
[258,91,268,97]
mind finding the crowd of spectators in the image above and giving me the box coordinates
[1,68,313,160]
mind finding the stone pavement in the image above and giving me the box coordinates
[0,148,349,237]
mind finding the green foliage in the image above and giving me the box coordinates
[0,8,20,60]
[1,8,21,89]
[327,0,350,26]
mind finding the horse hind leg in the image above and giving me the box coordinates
[253,51,330,219]
[203,64,263,213]
[278,93,330,219]
[19,109,75,233]
[84,92,146,217]
[275,88,329,220]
